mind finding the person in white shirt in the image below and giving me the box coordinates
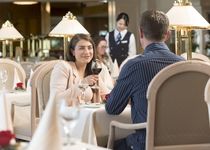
[105,12,136,67]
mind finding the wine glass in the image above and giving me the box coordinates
[78,81,89,104]
[0,69,8,91]
[91,59,102,89]
[59,99,80,145]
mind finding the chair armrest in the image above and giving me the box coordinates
[110,120,147,130]
[107,121,147,149]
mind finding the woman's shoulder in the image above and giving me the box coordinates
[54,60,73,71]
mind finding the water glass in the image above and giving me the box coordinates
[59,99,80,145]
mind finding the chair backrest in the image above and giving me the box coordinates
[33,61,47,71]
[0,58,26,91]
[30,60,60,135]
[146,60,210,150]
[36,60,61,117]
[204,78,210,127]
[181,52,210,62]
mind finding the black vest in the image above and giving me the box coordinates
[109,30,131,66]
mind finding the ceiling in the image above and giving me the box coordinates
[0,0,107,7]
[0,0,102,2]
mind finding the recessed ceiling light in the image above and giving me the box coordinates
[13,1,38,5]
[99,0,108,3]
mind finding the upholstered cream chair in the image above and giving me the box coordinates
[181,52,210,62]
[12,60,60,141]
[31,60,61,137]
[0,58,26,91]
[33,61,47,71]
[36,60,61,118]
[204,78,210,127]
[107,60,210,150]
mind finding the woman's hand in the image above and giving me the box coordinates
[82,75,99,86]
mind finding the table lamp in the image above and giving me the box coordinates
[0,20,24,58]
[49,11,89,60]
[166,0,210,59]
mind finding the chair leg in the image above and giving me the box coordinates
[107,124,115,149]
[11,103,15,123]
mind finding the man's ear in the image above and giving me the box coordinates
[139,28,144,39]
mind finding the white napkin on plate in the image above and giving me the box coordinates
[27,93,62,150]
[26,69,33,92]
[0,91,13,132]
[13,68,21,90]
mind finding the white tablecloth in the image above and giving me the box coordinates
[0,91,13,131]
[0,91,31,131]
[6,91,31,139]
[71,104,132,147]
[6,91,31,112]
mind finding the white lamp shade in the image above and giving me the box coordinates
[49,15,89,37]
[166,5,210,29]
[0,20,24,40]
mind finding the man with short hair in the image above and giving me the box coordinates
[105,10,185,150]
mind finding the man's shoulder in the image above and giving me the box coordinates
[121,54,146,70]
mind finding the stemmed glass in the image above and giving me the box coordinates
[78,81,89,104]
[0,69,8,91]
[59,99,80,145]
[91,59,102,89]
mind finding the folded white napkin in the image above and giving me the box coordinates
[26,69,33,92]
[13,68,21,90]
[27,93,62,150]
[111,59,119,79]
[0,91,13,132]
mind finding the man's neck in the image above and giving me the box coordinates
[142,38,164,49]
[141,39,153,49]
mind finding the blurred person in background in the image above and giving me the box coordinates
[94,36,114,90]
[94,36,113,73]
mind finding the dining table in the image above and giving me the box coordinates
[70,103,132,147]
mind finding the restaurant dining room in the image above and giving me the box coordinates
[1,0,210,150]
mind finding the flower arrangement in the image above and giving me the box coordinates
[15,82,25,91]
[0,130,17,150]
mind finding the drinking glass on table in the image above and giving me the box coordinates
[0,69,8,91]
[59,99,80,145]
[90,59,102,89]
[78,81,89,104]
